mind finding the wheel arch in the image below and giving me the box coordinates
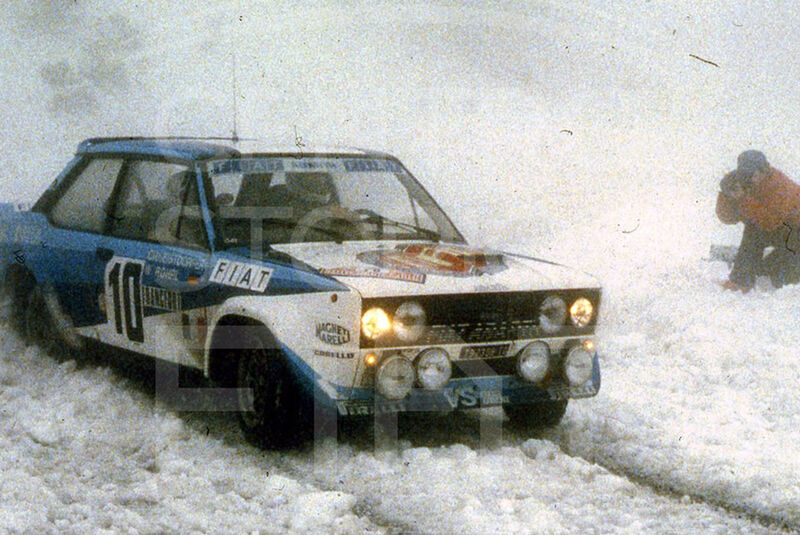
[203,291,362,393]
[205,313,280,386]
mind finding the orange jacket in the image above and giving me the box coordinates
[716,167,800,231]
[716,190,741,224]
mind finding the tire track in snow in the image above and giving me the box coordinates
[533,423,798,533]
[558,444,798,533]
[279,412,787,535]
[554,274,800,532]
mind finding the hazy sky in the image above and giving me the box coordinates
[3,0,798,253]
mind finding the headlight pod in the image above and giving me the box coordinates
[539,295,567,333]
[564,345,593,386]
[569,298,594,327]
[375,355,415,399]
[517,341,551,383]
[393,301,427,342]
[361,307,391,340]
[415,348,452,390]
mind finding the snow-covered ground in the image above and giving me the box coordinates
[0,328,788,534]
[2,0,800,533]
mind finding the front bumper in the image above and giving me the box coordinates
[327,354,601,416]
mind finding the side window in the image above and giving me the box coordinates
[49,158,122,233]
[110,161,208,249]
[210,172,282,247]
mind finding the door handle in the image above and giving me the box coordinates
[96,247,114,262]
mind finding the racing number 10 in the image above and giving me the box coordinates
[106,258,144,343]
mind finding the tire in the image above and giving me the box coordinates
[504,399,568,430]
[6,269,34,335]
[235,328,311,448]
[24,287,69,359]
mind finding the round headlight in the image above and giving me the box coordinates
[517,341,551,383]
[362,307,391,340]
[393,301,427,342]
[415,348,452,390]
[564,346,593,386]
[375,355,415,399]
[539,295,567,333]
[569,298,594,327]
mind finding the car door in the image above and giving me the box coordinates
[97,158,213,367]
[41,156,125,338]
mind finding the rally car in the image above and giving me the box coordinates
[0,137,601,447]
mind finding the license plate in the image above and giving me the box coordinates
[459,343,511,360]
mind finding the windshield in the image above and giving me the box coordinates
[204,155,463,249]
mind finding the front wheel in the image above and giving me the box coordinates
[236,330,311,448]
[504,399,568,430]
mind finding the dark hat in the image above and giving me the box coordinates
[734,150,769,185]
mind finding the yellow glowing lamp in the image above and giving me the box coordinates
[361,307,391,339]
[569,298,594,327]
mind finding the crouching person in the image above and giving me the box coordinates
[716,150,800,291]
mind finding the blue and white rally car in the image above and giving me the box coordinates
[0,137,601,447]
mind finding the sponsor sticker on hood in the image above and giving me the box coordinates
[318,266,426,284]
[357,244,507,277]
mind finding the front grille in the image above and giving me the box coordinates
[422,321,539,344]
[361,289,600,348]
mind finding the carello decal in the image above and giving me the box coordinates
[313,349,355,359]
[315,322,351,345]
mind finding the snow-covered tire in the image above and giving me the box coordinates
[4,268,35,335]
[24,286,69,359]
[504,400,568,430]
[236,328,311,448]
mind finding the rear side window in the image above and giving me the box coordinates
[49,158,123,233]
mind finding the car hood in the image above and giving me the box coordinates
[270,241,599,298]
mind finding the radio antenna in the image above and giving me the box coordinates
[231,52,239,142]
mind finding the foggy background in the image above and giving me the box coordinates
[5,0,800,263]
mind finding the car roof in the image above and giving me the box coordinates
[76,137,388,162]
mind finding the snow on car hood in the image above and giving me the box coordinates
[270,241,599,298]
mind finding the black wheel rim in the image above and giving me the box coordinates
[237,333,288,431]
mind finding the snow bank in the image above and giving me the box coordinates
[293,433,781,534]
[0,330,379,535]
[547,256,800,527]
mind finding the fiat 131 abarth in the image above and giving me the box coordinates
[0,137,601,447]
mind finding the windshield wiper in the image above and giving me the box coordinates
[358,212,440,242]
